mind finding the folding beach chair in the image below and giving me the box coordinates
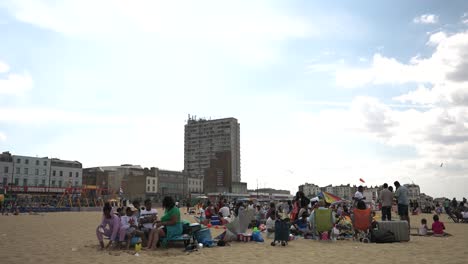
[314,208,334,240]
[161,222,191,248]
[352,208,372,243]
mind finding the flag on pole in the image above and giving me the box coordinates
[359,178,365,183]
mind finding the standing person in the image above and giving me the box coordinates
[394,181,410,228]
[290,194,300,221]
[353,186,365,207]
[96,203,120,249]
[379,183,393,221]
[451,198,458,209]
[186,199,191,214]
[298,191,310,217]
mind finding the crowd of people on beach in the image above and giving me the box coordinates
[94,181,468,251]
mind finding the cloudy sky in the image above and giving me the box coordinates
[1,0,468,199]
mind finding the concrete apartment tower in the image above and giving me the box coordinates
[184,115,241,193]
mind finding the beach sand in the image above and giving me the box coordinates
[1,210,467,264]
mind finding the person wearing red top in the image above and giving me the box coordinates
[432,215,450,236]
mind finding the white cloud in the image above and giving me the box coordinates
[413,14,439,24]
[301,29,468,198]
[0,132,6,141]
[462,12,468,24]
[0,60,33,95]
[0,60,10,73]
[1,0,314,66]
[335,31,468,88]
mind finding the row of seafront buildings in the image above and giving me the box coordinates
[0,116,255,203]
[299,182,435,209]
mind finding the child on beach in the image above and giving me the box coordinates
[119,206,142,249]
[432,215,450,236]
[265,210,276,238]
[418,218,431,236]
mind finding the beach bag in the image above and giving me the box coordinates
[371,229,395,243]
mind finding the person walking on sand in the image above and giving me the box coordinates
[394,181,410,228]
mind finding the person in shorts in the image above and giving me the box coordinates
[394,181,410,228]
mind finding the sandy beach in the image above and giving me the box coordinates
[1,210,467,264]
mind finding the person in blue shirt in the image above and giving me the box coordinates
[293,212,313,236]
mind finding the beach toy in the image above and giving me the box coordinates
[207,223,212,228]
[135,243,142,252]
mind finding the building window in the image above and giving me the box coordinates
[52,180,56,186]
[15,178,19,185]
[153,179,155,184]
[36,160,39,166]
[24,168,29,174]
[44,161,47,166]
[3,166,8,173]
[23,178,27,186]
[53,170,56,176]
[16,167,20,174]
[60,171,63,177]
[34,179,39,186]
[76,172,79,177]
[59,180,62,187]
[2,177,7,186]
[16,158,21,163]
[25,159,29,164]
[147,186,150,192]
[75,181,78,186]
[147,179,150,184]
[35,169,39,175]
[68,172,72,177]
[41,179,46,186]
[152,186,155,192]
[43,169,47,175]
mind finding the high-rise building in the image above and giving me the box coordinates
[184,115,241,193]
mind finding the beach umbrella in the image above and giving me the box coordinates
[318,192,343,204]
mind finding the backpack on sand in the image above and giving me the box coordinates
[371,229,396,243]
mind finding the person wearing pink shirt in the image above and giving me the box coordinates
[96,203,120,249]
[432,215,450,236]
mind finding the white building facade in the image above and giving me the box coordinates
[187,176,203,194]
[50,159,83,188]
[146,176,158,194]
[0,151,82,190]
[299,183,321,197]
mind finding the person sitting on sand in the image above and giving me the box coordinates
[432,215,450,236]
[418,218,432,236]
[96,203,120,249]
[119,206,145,249]
[139,199,158,238]
[146,196,181,250]
[462,209,468,220]
[292,212,313,236]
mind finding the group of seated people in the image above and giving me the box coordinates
[259,200,368,240]
[96,196,181,250]
[418,215,451,236]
